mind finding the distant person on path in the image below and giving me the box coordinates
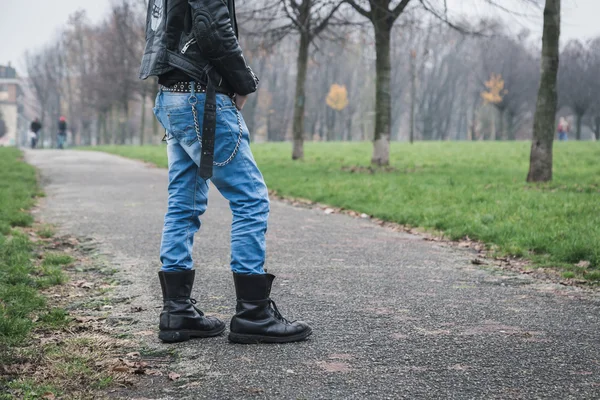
[57,116,67,149]
[558,117,569,141]
[140,0,311,344]
[29,118,41,149]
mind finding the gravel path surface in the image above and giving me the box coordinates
[26,150,599,400]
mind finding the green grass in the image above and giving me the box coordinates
[90,142,600,281]
[37,225,55,239]
[0,148,69,351]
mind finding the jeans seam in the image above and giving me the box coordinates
[185,160,199,269]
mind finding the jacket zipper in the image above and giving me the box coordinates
[181,38,197,54]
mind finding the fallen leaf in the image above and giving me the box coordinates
[126,352,141,358]
[168,372,181,381]
[576,260,591,268]
[42,393,56,400]
[324,208,335,215]
[112,366,130,372]
[146,369,163,376]
[72,280,94,289]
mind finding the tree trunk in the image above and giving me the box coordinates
[292,33,310,160]
[410,50,416,144]
[108,107,114,144]
[507,110,516,140]
[497,107,506,140]
[121,101,129,145]
[140,92,147,145]
[527,0,560,183]
[345,112,352,141]
[594,116,600,140]
[575,112,583,140]
[372,25,392,165]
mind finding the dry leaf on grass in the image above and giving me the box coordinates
[168,372,181,381]
[75,316,104,323]
[146,369,163,376]
[72,280,94,289]
[42,393,56,400]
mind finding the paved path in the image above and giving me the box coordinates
[27,150,599,400]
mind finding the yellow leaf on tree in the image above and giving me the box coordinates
[326,84,349,111]
[481,73,507,104]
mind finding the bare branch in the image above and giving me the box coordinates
[345,0,371,19]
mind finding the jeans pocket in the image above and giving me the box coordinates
[166,107,198,146]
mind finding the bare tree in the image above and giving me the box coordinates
[25,45,65,148]
[345,0,413,165]
[558,40,596,140]
[527,0,560,183]
[479,30,539,140]
[240,0,344,158]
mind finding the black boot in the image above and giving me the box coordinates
[158,270,225,343]
[229,273,312,344]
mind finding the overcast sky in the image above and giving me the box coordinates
[1,0,599,73]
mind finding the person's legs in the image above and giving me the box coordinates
[168,93,269,275]
[153,89,225,342]
[157,90,311,344]
[207,99,311,344]
[160,134,209,272]
[57,134,66,149]
[210,114,269,275]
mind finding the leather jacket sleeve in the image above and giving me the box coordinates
[188,0,258,95]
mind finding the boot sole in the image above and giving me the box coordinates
[228,327,312,344]
[159,325,226,343]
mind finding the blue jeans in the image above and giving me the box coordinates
[558,132,568,141]
[153,88,269,274]
[57,133,67,149]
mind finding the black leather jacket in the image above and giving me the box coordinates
[139,0,258,96]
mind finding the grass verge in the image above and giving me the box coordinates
[0,147,53,350]
[89,142,600,281]
[0,148,152,399]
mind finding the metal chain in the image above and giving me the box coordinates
[191,98,243,167]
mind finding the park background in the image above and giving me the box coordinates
[1,1,600,398]
[0,0,598,280]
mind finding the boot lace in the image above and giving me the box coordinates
[189,298,205,316]
[269,299,293,324]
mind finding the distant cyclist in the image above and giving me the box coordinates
[29,118,42,149]
[57,116,67,149]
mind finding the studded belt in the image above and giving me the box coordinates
[160,81,207,93]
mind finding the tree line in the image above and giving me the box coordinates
[24,0,589,180]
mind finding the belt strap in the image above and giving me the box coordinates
[199,78,216,180]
